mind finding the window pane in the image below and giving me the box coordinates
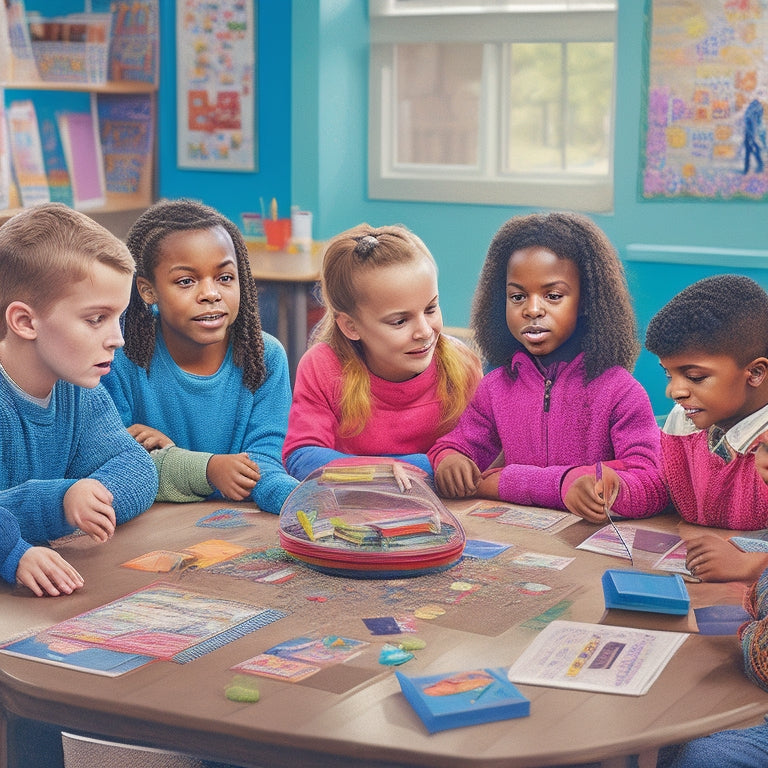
[394,43,482,166]
[506,43,564,173]
[505,42,612,175]
[565,42,612,174]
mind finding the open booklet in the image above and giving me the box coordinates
[507,620,688,696]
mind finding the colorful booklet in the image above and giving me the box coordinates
[395,667,530,733]
[0,582,287,675]
[7,99,50,207]
[507,620,688,696]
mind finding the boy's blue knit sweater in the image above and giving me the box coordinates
[0,377,158,544]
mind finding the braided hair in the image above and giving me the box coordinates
[470,211,639,379]
[646,274,768,366]
[123,198,266,391]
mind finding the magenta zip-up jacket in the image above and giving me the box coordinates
[428,350,667,518]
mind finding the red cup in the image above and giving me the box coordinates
[263,218,292,250]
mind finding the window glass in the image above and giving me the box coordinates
[395,43,482,167]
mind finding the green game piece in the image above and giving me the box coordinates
[399,637,427,651]
[225,678,260,703]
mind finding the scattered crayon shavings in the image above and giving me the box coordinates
[196,508,257,528]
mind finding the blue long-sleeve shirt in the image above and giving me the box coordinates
[0,377,158,543]
[103,332,298,514]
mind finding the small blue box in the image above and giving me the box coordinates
[602,569,690,615]
[395,667,529,733]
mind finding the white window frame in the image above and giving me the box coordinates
[369,0,617,212]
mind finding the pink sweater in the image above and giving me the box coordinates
[284,342,458,459]
[429,351,667,517]
[662,431,768,530]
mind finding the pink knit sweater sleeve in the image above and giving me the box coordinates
[662,432,768,529]
[594,375,668,519]
[282,344,343,462]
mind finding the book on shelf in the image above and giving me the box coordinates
[97,92,154,196]
[0,97,11,210]
[57,102,106,210]
[4,0,40,82]
[396,667,530,733]
[108,0,159,84]
[35,99,74,206]
[6,99,49,207]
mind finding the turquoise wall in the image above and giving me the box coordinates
[26,2,766,415]
[291,0,768,417]
[157,0,292,224]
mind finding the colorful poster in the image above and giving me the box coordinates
[176,0,256,170]
[642,0,768,200]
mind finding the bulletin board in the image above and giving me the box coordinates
[176,0,257,171]
[641,0,768,200]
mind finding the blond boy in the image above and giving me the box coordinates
[0,203,157,595]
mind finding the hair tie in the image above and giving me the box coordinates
[355,234,379,258]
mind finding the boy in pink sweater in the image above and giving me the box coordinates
[645,274,768,583]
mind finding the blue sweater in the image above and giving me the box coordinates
[0,377,158,544]
[103,332,298,514]
[0,507,31,584]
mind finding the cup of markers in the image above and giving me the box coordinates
[263,197,291,250]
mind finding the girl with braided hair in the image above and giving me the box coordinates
[282,223,482,480]
[429,211,667,521]
[103,198,298,514]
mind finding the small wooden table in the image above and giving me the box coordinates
[246,242,323,380]
[0,501,766,768]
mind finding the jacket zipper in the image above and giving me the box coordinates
[543,378,553,412]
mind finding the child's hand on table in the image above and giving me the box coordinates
[563,464,620,524]
[206,453,260,501]
[64,478,116,542]
[128,423,174,451]
[474,467,502,500]
[564,474,608,523]
[434,452,481,498]
[17,547,84,597]
[686,533,768,583]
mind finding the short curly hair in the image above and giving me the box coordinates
[470,211,639,378]
[645,274,768,366]
[122,198,266,391]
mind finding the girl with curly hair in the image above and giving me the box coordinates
[429,211,667,522]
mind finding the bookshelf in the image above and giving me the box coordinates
[0,1,158,227]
